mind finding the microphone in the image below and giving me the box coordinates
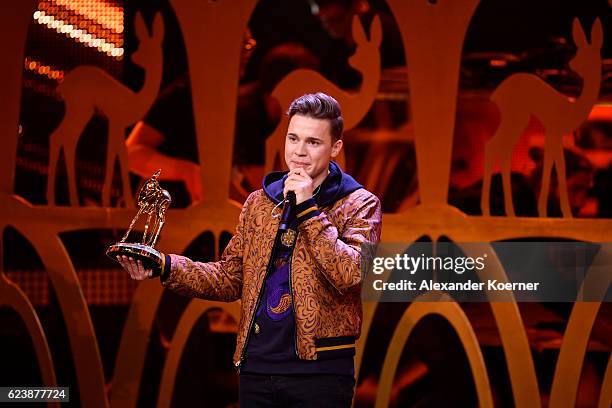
[279,191,296,232]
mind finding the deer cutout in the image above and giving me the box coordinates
[481,18,603,218]
[264,15,382,172]
[47,13,165,208]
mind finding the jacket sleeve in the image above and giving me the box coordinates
[161,192,255,302]
[297,189,382,293]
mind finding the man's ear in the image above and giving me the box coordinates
[331,139,343,158]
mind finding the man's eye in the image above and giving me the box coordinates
[309,140,320,145]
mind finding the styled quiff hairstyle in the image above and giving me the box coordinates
[287,93,344,142]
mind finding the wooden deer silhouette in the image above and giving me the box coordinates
[481,18,602,218]
[265,15,382,172]
[47,13,164,208]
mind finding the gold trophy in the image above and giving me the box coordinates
[106,170,171,273]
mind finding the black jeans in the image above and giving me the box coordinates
[239,373,355,407]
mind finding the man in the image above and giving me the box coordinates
[118,92,382,407]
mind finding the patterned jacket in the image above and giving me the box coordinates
[162,163,382,367]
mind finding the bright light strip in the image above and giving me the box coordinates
[33,10,123,58]
[37,0,123,45]
[53,0,123,34]
[24,57,65,82]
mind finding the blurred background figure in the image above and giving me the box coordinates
[126,0,375,207]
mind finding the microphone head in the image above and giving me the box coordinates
[279,191,296,231]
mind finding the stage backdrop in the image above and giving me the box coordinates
[1,1,611,407]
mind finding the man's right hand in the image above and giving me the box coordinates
[116,255,153,280]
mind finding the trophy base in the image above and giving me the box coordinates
[106,242,164,272]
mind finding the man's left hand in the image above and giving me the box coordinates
[284,168,314,205]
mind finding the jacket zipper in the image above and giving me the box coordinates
[235,232,281,372]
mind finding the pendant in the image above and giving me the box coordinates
[280,229,297,247]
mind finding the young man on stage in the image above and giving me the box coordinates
[118,92,382,407]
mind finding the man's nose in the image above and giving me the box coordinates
[295,141,307,156]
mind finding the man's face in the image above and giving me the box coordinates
[284,114,342,186]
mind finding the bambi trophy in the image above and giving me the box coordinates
[106,170,171,271]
